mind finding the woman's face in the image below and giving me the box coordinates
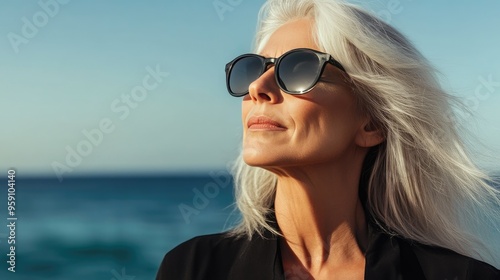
[242,18,368,171]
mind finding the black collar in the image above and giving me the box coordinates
[226,212,429,280]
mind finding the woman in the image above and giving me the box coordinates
[156,0,500,279]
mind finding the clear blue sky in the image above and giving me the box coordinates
[1,0,499,177]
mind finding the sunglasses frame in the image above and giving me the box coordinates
[225,48,346,97]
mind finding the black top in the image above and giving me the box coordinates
[156,217,499,280]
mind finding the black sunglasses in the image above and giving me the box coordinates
[225,48,346,97]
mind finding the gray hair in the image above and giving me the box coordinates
[229,0,500,267]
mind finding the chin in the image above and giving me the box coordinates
[242,152,266,167]
[243,152,295,172]
[243,149,276,167]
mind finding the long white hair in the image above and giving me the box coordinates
[228,0,500,267]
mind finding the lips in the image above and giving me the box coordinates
[247,116,286,130]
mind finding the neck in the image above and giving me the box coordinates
[274,159,368,276]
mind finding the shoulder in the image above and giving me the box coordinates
[398,237,499,279]
[163,232,245,259]
[155,232,251,280]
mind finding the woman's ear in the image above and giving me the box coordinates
[355,119,385,148]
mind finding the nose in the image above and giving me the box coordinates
[246,66,282,103]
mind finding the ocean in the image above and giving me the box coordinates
[0,174,238,280]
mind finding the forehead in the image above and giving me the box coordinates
[260,18,319,58]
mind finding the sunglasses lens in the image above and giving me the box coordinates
[278,51,321,93]
[228,56,264,95]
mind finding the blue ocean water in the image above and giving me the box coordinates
[0,174,238,280]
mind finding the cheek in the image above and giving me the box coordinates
[291,98,361,149]
[315,86,361,131]
[242,101,250,126]
[241,101,254,141]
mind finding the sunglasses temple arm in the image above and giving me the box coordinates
[329,58,346,72]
